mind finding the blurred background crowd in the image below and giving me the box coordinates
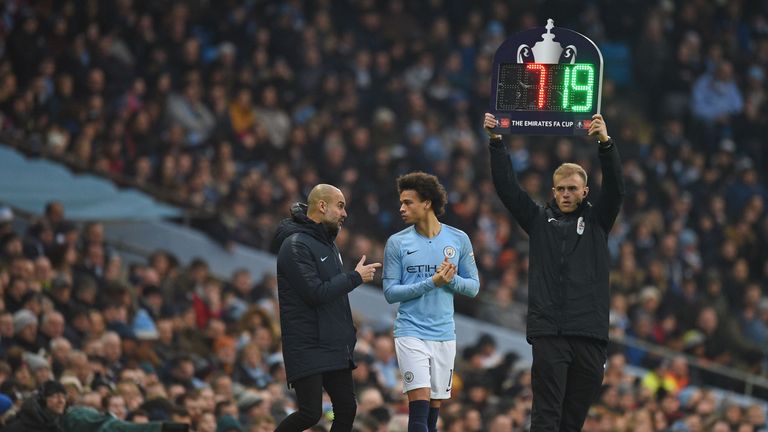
[1,0,768,430]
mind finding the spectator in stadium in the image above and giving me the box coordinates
[692,61,743,123]
[485,112,624,431]
[166,80,216,148]
[0,206,14,238]
[272,185,381,431]
[369,334,401,397]
[4,380,67,432]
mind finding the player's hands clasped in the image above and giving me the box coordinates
[355,255,382,283]
[433,257,457,287]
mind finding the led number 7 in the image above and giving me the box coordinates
[526,63,547,109]
[562,64,595,112]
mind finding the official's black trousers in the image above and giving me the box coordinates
[275,368,357,432]
[530,336,607,432]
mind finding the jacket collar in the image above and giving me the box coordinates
[548,199,590,218]
[272,202,336,247]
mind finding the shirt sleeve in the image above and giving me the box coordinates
[382,237,436,304]
[489,138,540,233]
[593,141,625,233]
[446,232,480,298]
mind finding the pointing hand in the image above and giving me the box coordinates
[355,255,382,283]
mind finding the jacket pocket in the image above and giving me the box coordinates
[566,282,597,324]
[317,306,349,345]
[567,250,596,284]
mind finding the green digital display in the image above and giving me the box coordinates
[496,63,596,112]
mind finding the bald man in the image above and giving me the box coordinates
[273,184,380,432]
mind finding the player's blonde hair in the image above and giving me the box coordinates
[553,163,587,186]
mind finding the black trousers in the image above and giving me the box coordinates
[275,368,357,432]
[530,336,606,432]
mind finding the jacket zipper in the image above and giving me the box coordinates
[332,243,355,341]
[557,229,567,335]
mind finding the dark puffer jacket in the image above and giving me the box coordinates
[4,397,63,432]
[273,203,362,384]
[489,138,625,343]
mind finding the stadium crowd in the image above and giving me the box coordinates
[1,0,768,430]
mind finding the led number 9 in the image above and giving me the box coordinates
[562,64,595,112]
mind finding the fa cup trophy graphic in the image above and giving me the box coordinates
[516,19,577,64]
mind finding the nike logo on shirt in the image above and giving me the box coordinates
[406,250,418,255]
[547,218,557,222]
[321,256,328,261]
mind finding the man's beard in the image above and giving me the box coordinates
[323,220,340,238]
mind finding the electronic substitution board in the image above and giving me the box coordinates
[489,19,603,136]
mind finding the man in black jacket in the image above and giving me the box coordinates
[4,380,67,432]
[5,380,188,432]
[484,113,625,431]
[273,184,381,432]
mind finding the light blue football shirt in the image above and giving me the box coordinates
[383,223,480,341]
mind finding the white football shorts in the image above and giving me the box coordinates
[394,336,456,399]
